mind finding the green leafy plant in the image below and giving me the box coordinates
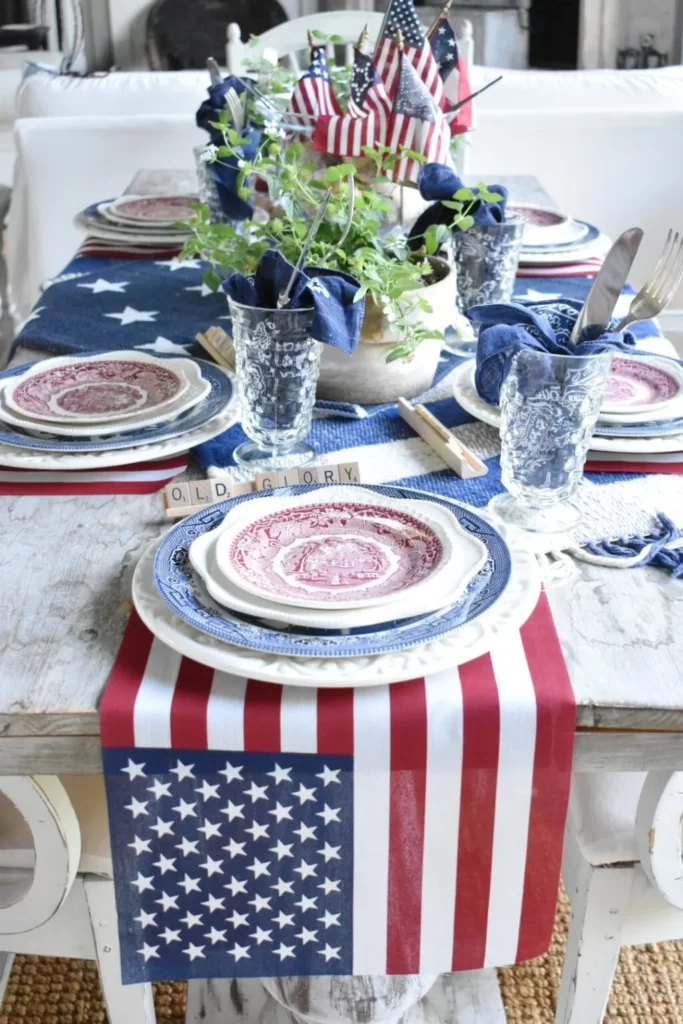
[184,117,498,361]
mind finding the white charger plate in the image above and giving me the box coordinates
[518,233,611,266]
[108,194,196,225]
[0,390,236,469]
[134,494,541,687]
[213,492,483,612]
[0,358,210,437]
[452,359,683,455]
[74,212,189,246]
[190,487,488,628]
[3,351,193,425]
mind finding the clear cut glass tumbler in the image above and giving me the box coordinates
[489,349,613,533]
[228,298,323,471]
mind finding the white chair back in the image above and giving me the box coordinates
[226,12,474,77]
[469,105,683,304]
[7,113,203,321]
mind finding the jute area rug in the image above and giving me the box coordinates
[0,892,681,1024]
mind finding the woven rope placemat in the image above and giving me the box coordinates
[0,892,681,1024]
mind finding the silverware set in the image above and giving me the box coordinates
[572,227,683,338]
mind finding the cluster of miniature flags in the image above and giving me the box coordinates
[287,0,472,184]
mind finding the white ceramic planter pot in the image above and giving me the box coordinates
[317,257,456,404]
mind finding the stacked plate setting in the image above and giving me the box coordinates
[0,351,235,469]
[452,354,683,456]
[76,193,196,246]
[133,483,542,687]
[509,203,609,268]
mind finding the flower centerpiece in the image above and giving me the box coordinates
[183,0,500,402]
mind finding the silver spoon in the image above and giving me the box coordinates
[206,57,222,86]
[277,188,333,308]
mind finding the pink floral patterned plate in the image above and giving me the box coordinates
[108,194,196,225]
[214,500,452,609]
[4,353,189,423]
[601,357,683,414]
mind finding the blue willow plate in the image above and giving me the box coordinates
[0,360,232,452]
[521,219,600,253]
[152,484,512,659]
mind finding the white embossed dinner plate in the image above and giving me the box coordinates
[0,385,236,468]
[452,359,683,455]
[190,487,488,627]
[109,194,196,224]
[133,493,540,685]
[0,359,210,437]
[598,356,683,420]
[214,496,468,611]
[3,352,192,424]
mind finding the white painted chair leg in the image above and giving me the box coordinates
[186,979,271,1024]
[556,856,634,1024]
[0,952,14,1006]
[84,876,156,1024]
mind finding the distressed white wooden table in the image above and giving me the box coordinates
[1,172,681,1024]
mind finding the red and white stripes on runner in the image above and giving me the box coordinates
[100,593,575,972]
[0,454,188,495]
[585,450,683,474]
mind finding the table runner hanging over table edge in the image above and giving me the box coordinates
[99,593,575,984]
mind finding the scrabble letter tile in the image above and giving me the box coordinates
[338,461,360,484]
[232,479,254,496]
[277,469,300,488]
[165,481,190,509]
[318,464,340,485]
[189,480,213,506]
[211,479,232,501]
[255,472,278,491]
[297,467,320,485]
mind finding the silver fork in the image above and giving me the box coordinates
[615,229,683,331]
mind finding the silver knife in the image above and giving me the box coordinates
[569,227,643,343]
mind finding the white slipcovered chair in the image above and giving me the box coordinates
[558,771,683,1023]
[469,104,683,308]
[0,775,154,1023]
[7,113,204,323]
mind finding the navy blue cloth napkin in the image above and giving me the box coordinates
[196,76,247,144]
[408,165,508,251]
[469,299,638,405]
[222,249,364,354]
[196,75,260,221]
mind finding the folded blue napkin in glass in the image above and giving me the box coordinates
[469,299,638,405]
[206,125,260,222]
[196,76,246,143]
[222,249,364,354]
[408,165,508,251]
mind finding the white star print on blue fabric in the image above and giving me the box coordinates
[104,747,352,983]
[135,336,191,355]
[185,283,216,298]
[105,306,158,326]
[78,279,129,294]
[155,258,202,272]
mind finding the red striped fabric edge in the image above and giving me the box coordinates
[0,457,188,495]
[99,612,155,746]
[386,678,428,975]
[585,460,683,474]
[451,652,501,971]
[515,592,576,962]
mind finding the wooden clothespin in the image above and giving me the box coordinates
[398,397,487,480]
[195,326,235,371]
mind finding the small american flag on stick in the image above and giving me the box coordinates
[386,45,451,184]
[315,44,391,158]
[428,7,473,135]
[374,0,444,107]
[289,43,342,122]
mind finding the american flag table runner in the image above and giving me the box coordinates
[0,454,189,496]
[100,595,575,984]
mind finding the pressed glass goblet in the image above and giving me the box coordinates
[489,349,613,533]
[228,298,323,471]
